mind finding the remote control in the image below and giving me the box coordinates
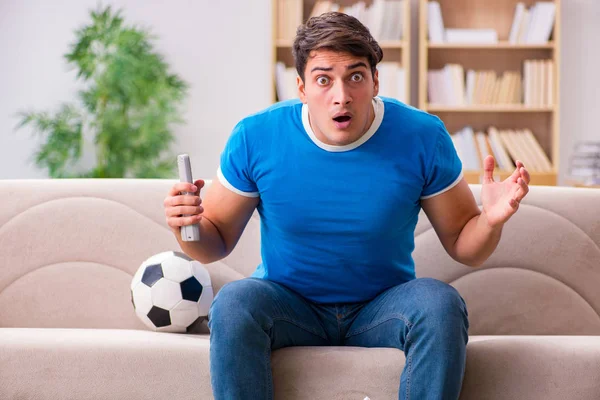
[177,154,200,242]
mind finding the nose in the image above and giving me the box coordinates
[333,81,352,106]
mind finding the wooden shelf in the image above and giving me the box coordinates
[419,0,561,186]
[464,170,558,186]
[425,105,554,113]
[428,41,555,50]
[378,40,407,49]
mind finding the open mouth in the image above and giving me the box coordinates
[332,114,352,129]
[333,115,351,123]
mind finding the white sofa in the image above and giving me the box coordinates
[1,178,600,399]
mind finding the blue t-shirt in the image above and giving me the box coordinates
[218,96,462,304]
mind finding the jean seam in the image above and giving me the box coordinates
[344,313,413,339]
[270,317,328,340]
[266,340,272,400]
[405,351,412,400]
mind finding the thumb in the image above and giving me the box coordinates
[482,155,495,184]
[193,179,205,196]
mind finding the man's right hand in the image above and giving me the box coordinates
[164,179,205,234]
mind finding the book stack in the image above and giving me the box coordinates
[428,1,555,45]
[309,0,406,41]
[428,61,553,107]
[508,2,557,44]
[451,126,553,173]
[523,59,554,107]
[568,142,600,185]
[277,0,303,41]
[428,65,523,106]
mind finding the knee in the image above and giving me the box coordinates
[411,278,469,331]
[208,278,271,329]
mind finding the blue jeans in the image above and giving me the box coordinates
[208,277,469,400]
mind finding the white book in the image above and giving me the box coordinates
[488,127,514,170]
[428,1,445,43]
[517,9,531,43]
[524,4,540,43]
[523,60,531,106]
[509,3,526,44]
[462,126,481,170]
[451,135,464,163]
[529,2,556,43]
[275,62,288,101]
[394,1,406,40]
[445,28,498,44]
[524,129,553,171]
[377,62,399,99]
[465,69,476,105]
[367,0,386,41]
[475,132,491,164]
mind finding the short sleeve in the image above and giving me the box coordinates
[420,118,463,199]
[218,121,259,197]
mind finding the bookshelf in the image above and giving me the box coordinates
[419,0,561,186]
[272,0,412,106]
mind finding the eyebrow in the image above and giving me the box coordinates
[310,62,368,74]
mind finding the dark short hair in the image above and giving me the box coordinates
[292,12,383,82]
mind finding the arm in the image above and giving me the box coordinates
[166,178,259,264]
[421,156,530,267]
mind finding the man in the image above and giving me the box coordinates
[163,12,530,400]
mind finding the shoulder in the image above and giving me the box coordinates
[379,96,448,142]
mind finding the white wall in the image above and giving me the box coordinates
[558,0,600,184]
[0,0,272,180]
[1,0,599,184]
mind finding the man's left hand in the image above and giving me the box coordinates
[480,155,530,228]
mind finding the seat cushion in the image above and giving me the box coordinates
[0,328,212,400]
[272,336,600,400]
[2,329,600,400]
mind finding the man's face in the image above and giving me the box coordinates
[298,49,379,146]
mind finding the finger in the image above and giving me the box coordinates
[166,214,203,229]
[520,166,531,185]
[515,177,529,200]
[168,182,198,197]
[164,194,201,208]
[482,155,495,183]
[509,160,522,183]
[166,205,204,218]
[193,179,205,195]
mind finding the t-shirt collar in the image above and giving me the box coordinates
[301,96,384,152]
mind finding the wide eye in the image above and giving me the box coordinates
[316,76,330,86]
[350,72,364,82]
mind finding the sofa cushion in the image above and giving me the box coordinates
[272,336,600,400]
[3,329,600,400]
[0,328,213,400]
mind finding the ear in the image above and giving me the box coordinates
[373,68,379,97]
[297,75,307,103]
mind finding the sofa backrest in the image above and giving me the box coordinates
[0,179,599,335]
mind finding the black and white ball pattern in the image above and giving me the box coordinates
[131,251,213,333]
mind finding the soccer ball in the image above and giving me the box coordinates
[131,251,213,333]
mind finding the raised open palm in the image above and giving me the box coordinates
[481,155,530,227]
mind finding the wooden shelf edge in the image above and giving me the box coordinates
[463,170,558,185]
[276,39,406,48]
[427,41,555,50]
[425,105,554,113]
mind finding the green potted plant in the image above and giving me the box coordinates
[17,5,188,178]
